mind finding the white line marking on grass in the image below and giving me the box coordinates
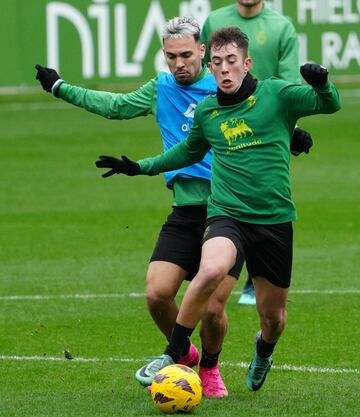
[234,289,360,295]
[285,289,360,294]
[0,289,359,302]
[0,355,136,363]
[0,102,70,111]
[0,355,358,375]
[0,292,145,301]
[339,88,360,98]
[222,361,359,374]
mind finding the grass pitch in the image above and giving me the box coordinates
[0,88,359,417]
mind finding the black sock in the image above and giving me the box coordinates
[199,348,221,368]
[256,333,277,358]
[181,339,191,357]
[164,323,194,362]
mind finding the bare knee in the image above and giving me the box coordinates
[196,263,229,295]
[258,308,287,334]
[145,270,173,312]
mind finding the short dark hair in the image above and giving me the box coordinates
[209,27,249,57]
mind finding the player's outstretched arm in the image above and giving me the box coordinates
[281,63,341,122]
[96,133,209,179]
[35,64,155,120]
[296,63,341,115]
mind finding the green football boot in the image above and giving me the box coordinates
[135,354,174,386]
[246,333,273,391]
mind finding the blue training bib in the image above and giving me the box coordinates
[156,71,217,186]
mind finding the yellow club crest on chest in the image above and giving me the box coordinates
[220,118,254,145]
[247,95,257,108]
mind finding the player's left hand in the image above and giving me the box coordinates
[95,155,140,178]
[35,64,61,93]
[290,127,313,156]
[300,63,328,87]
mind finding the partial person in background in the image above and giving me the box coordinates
[35,16,233,398]
[202,0,299,82]
[201,0,313,305]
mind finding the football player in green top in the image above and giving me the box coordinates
[96,27,341,392]
[202,0,312,305]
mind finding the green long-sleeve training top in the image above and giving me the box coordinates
[138,79,341,225]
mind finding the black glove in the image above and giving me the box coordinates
[300,63,328,87]
[290,127,313,156]
[35,64,61,93]
[95,155,140,178]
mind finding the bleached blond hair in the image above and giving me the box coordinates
[162,16,201,42]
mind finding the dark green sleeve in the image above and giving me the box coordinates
[138,110,211,175]
[281,80,341,118]
[57,78,158,119]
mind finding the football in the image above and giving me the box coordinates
[151,364,202,414]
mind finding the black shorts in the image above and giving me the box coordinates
[150,206,207,280]
[203,216,293,288]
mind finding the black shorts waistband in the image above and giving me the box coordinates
[173,205,207,219]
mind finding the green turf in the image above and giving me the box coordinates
[0,89,359,416]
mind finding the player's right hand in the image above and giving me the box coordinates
[300,63,328,87]
[35,64,61,93]
[95,155,141,178]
